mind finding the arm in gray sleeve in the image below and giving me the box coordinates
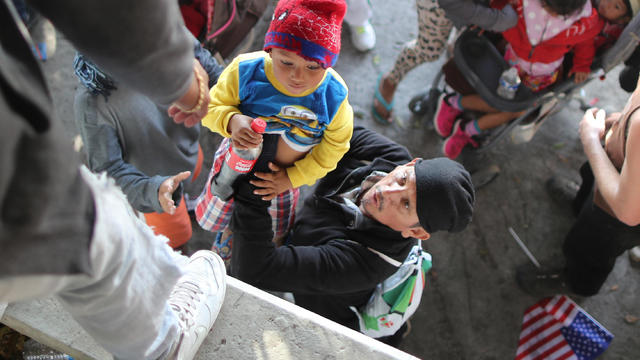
[438,0,518,32]
[74,94,170,213]
[28,0,193,106]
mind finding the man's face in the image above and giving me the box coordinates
[359,160,430,240]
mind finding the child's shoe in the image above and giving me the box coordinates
[433,93,462,137]
[443,120,477,159]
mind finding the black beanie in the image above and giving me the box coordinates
[414,158,475,233]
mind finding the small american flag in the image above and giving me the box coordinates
[516,295,613,360]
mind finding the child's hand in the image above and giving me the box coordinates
[251,162,293,201]
[228,114,263,150]
[571,71,589,84]
[158,171,191,214]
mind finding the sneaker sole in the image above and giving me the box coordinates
[433,93,449,137]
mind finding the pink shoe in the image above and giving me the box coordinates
[433,93,462,137]
[443,120,478,159]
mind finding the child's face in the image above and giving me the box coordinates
[270,48,326,95]
[598,0,630,23]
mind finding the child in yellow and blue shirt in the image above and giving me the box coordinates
[196,0,353,256]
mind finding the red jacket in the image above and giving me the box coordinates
[492,0,604,73]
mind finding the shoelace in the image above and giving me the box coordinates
[169,280,204,328]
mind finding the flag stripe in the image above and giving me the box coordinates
[517,328,563,359]
[518,315,562,347]
[531,338,569,360]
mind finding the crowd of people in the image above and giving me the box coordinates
[1,0,639,359]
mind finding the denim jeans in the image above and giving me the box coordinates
[0,167,185,360]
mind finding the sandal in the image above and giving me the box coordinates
[371,74,394,124]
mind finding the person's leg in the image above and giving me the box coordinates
[434,93,498,138]
[0,168,225,360]
[373,0,453,122]
[573,161,594,216]
[344,0,375,52]
[442,111,520,159]
[563,191,640,296]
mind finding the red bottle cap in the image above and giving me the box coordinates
[251,118,267,134]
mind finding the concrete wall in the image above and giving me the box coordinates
[1,277,418,360]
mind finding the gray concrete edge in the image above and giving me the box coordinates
[1,277,418,360]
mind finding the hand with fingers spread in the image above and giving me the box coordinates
[158,171,191,214]
[251,162,293,201]
[228,114,263,150]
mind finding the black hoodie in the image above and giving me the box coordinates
[231,126,416,330]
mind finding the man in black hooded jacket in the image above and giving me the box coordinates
[229,125,475,342]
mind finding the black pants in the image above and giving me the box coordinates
[563,163,640,296]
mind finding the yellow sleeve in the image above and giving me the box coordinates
[286,97,354,188]
[201,56,242,137]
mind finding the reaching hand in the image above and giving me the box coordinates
[169,60,210,128]
[579,108,606,148]
[158,171,191,214]
[228,114,263,150]
[251,162,293,201]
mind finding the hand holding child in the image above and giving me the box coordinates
[251,162,293,201]
[228,114,263,150]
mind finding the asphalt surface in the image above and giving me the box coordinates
[41,1,639,359]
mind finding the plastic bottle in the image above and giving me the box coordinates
[211,118,267,201]
[22,339,74,360]
[497,67,521,100]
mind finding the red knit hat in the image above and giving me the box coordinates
[264,0,347,69]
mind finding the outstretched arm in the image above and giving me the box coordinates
[230,180,396,294]
[581,108,640,225]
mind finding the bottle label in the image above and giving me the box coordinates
[225,147,256,174]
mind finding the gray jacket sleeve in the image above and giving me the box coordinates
[29,0,193,106]
[438,0,518,32]
[74,91,171,213]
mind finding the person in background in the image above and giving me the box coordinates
[0,0,226,359]
[435,0,603,159]
[344,0,376,52]
[517,77,640,297]
[371,0,518,124]
[73,35,224,250]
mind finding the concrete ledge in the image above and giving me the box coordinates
[1,277,418,360]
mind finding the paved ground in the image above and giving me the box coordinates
[40,1,639,359]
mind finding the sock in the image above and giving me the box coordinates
[464,120,481,136]
[448,93,463,111]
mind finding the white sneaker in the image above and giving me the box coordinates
[349,21,376,52]
[629,246,640,264]
[167,250,226,360]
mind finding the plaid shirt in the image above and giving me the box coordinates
[195,138,299,237]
